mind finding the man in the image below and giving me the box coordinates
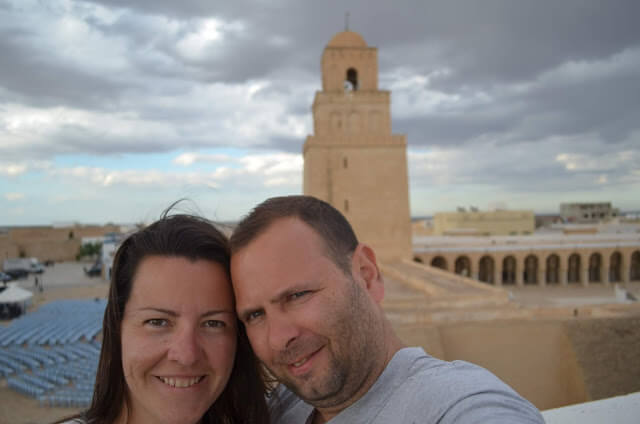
[230,195,543,424]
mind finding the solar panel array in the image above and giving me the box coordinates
[0,299,105,407]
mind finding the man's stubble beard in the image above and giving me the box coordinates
[272,278,382,409]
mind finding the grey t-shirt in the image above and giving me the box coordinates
[269,347,544,424]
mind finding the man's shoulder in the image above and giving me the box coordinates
[405,348,508,389]
[383,348,544,423]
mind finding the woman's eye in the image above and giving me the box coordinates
[203,320,226,328]
[145,318,168,327]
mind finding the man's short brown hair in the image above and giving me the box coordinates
[230,195,359,275]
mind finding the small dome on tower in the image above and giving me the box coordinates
[326,31,367,48]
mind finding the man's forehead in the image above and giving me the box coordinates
[231,218,331,293]
[236,217,324,255]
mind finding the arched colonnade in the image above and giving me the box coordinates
[414,248,640,287]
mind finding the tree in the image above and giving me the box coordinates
[76,242,102,261]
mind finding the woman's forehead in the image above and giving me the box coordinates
[127,256,234,313]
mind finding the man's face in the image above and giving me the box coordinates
[231,218,383,408]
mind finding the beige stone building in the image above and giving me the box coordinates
[433,209,535,236]
[0,224,121,264]
[303,31,411,261]
[414,234,640,286]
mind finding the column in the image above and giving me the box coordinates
[622,252,631,284]
[581,267,589,287]
[539,267,547,287]
[602,255,610,286]
[516,260,524,287]
[560,258,568,286]
[494,265,502,287]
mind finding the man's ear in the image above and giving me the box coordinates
[351,244,384,303]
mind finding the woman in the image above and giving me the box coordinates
[60,214,269,424]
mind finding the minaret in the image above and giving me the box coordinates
[303,31,412,261]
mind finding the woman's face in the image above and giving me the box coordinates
[120,255,237,424]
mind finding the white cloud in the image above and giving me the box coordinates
[46,152,302,190]
[384,67,469,119]
[4,192,25,201]
[50,166,221,188]
[173,152,233,166]
[176,18,225,60]
[408,134,640,196]
[555,150,639,172]
[239,153,302,175]
[7,207,25,216]
[176,18,246,61]
[0,163,28,176]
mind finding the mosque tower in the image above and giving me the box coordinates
[303,30,411,261]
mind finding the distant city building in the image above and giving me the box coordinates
[411,217,434,237]
[303,30,411,260]
[433,210,535,236]
[560,202,619,223]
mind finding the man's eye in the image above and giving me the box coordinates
[245,310,264,323]
[289,291,310,301]
[144,318,168,327]
[203,320,225,328]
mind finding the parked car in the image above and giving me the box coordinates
[84,263,102,277]
[3,257,44,274]
[5,269,29,280]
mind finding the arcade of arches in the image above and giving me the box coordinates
[414,248,640,286]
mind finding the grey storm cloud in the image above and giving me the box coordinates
[0,28,131,110]
[1,0,639,161]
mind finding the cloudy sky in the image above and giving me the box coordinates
[1,0,639,226]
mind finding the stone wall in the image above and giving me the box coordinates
[433,210,535,236]
[392,316,640,411]
[1,224,121,263]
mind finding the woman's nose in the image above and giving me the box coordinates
[167,326,202,366]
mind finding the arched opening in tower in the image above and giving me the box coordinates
[346,67,358,91]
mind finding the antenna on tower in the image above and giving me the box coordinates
[345,12,350,31]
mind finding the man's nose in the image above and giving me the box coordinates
[267,312,300,352]
[167,326,202,366]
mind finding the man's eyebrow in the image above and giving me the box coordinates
[269,281,317,304]
[238,306,264,322]
[238,281,318,320]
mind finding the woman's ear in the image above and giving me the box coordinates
[351,244,385,303]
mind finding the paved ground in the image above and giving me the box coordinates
[508,282,640,307]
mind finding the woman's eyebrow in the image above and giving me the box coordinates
[135,307,235,317]
[200,309,235,318]
[137,307,177,316]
